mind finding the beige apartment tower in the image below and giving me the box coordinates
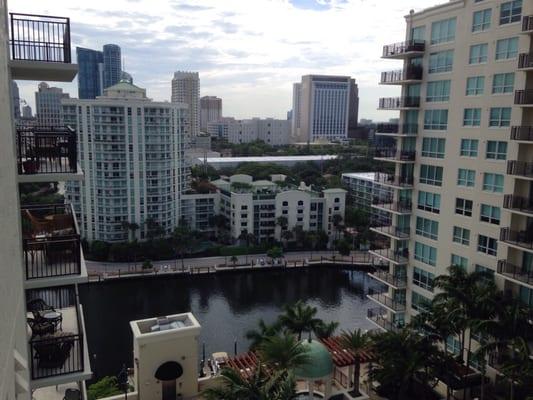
[200,95,222,132]
[171,71,200,137]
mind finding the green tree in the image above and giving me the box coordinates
[230,255,238,267]
[245,318,283,350]
[332,214,343,241]
[142,260,153,270]
[258,333,310,371]
[278,300,321,341]
[266,246,283,263]
[173,224,191,272]
[340,329,372,396]
[336,238,351,257]
[145,217,165,240]
[280,230,293,249]
[313,321,339,339]
[87,376,122,400]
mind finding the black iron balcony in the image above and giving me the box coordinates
[514,90,533,105]
[371,226,411,240]
[374,172,414,187]
[369,248,409,265]
[379,96,420,110]
[367,308,403,332]
[373,148,416,162]
[518,53,533,69]
[26,286,85,380]
[382,40,425,58]
[372,198,412,213]
[21,204,81,280]
[16,126,77,175]
[497,260,533,285]
[375,123,418,136]
[9,13,71,63]
[503,195,533,215]
[367,289,406,312]
[380,65,423,84]
[523,15,533,33]
[375,123,399,133]
[500,227,533,250]
[369,268,408,288]
[507,160,533,178]
[511,126,533,141]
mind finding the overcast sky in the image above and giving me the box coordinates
[14,0,434,122]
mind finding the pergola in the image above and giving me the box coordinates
[319,336,373,367]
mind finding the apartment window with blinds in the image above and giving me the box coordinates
[457,168,476,187]
[460,139,478,157]
[463,108,481,126]
[486,141,507,160]
[495,37,519,60]
[466,76,484,96]
[416,217,439,240]
[455,198,473,217]
[453,226,471,246]
[489,108,511,127]
[412,291,432,313]
[499,0,522,25]
[478,235,498,256]
[431,18,456,44]
[420,165,443,186]
[422,138,445,158]
[482,173,504,192]
[413,267,435,291]
[415,242,437,266]
[492,73,514,94]
[426,80,451,102]
[429,50,454,73]
[469,43,488,64]
[424,109,448,130]
[472,9,492,32]
[451,254,468,269]
[480,204,501,224]
[418,191,441,214]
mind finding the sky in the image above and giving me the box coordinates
[14,0,434,122]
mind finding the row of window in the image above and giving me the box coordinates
[420,165,505,193]
[422,138,507,160]
[422,107,512,130]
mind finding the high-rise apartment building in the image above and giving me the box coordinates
[102,44,121,89]
[76,44,121,99]
[367,0,533,389]
[35,82,69,126]
[22,104,32,118]
[200,95,222,132]
[63,79,190,242]
[291,75,359,144]
[11,80,20,118]
[171,71,200,137]
[207,117,291,146]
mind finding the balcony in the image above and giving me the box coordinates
[507,160,533,180]
[26,286,91,385]
[21,204,86,288]
[382,40,425,59]
[374,123,418,136]
[514,90,533,106]
[510,126,533,142]
[367,289,406,312]
[374,172,414,188]
[523,15,533,34]
[370,225,410,241]
[378,96,420,110]
[368,268,407,289]
[369,248,409,265]
[518,53,533,70]
[9,13,77,81]
[16,126,82,182]
[367,308,402,332]
[372,198,412,214]
[497,260,533,287]
[503,195,533,216]
[373,148,416,163]
[380,65,423,85]
[500,227,533,252]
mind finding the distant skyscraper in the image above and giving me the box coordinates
[103,44,121,89]
[348,78,359,131]
[172,71,200,137]
[77,47,104,99]
[11,81,20,119]
[22,104,32,118]
[35,82,69,126]
[291,83,302,139]
[200,96,222,132]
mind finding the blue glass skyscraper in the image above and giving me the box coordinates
[77,47,103,99]
[103,44,121,89]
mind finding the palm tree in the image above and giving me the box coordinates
[258,333,310,371]
[230,255,238,268]
[340,329,372,395]
[332,214,343,240]
[172,225,191,272]
[281,230,293,249]
[313,321,339,339]
[278,300,321,340]
[245,319,283,350]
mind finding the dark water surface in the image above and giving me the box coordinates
[79,267,381,379]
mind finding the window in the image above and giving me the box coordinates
[466,76,484,96]
[469,43,488,64]
[412,291,432,313]
[411,26,426,41]
[492,73,514,94]
[416,217,439,240]
[460,139,478,157]
[446,336,462,356]
[424,109,448,130]
[489,107,511,127]
[418,191,441,214]
[422,138,445,158]
[415,242,437,266]
[472,9,492,32]
[482,173,504,192]
[431,18,456,44]
[426,80,451,102]
[453,226,471,246]
[429,50,454,73]
[455,198,473,217]
[451,254,468,269]
[463,108,481,126]
[495,37,519,60]
[500,0,522,25]
[457,168,476,187]
[413,267,435,291]
[478,235,498,256]
[486,141,507,160]
[480,204,501,224]
[420,165,443,186]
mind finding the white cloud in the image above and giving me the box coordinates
[13,0,433,121]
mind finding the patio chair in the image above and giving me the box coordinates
[33,334,74,369]
[27,298,55,317]
[63,389,81,400]
[27,318,55,337]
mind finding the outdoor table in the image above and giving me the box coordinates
[41,311,62,331]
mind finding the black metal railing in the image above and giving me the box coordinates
[497,260,533,285]
[379,96,420,109]
[367,308,403,332]
[514,90,533,105]
[16,126,77,175]
[523,15,533,32]
[375,123,399,133]
[9,13,71,63]
[371,226,411,239]
[380,65,423,84]
[518,53,533,69]
[374,172,414,187]
[503,195,533,215]
[370,248,409,264]
[372,198,412,213]
[500,227,533,250]
[369,268,408,287]
[511,126,533,142]
[368,289,406,311]
[21,204,81,280]
[374,148,416,161]
[382,40,425,58]
[507,160,533,178]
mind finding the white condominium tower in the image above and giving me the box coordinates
[171,71,200,137]
[200,95,222,132]
[35,82,70,127]
[64,80,190,242]
[367,0,533,387]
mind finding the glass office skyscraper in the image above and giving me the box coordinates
[76,44,121,99]
[103,44,121,89]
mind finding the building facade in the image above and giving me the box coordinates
[63,81,190,242]
[76,47,104,99]
[200,95,222,132]
[207,117,291,145]
[11,80,20,119]
[172,71,200,137]
[35,82,69,126]
[102,44,121,90]
[21,104,32,118]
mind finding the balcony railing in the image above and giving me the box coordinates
[372,200,412,213]
[374,172,414,187]
[510,126,533,142]
[518,53,533,69]
[500,227,533,250]
[373,148,416,161]
[369,268,407,288]
[371,226,410,240]
[378,96,420,109]
[382,40,425,58]
[370,248,409,265]
[507,160,533,178]
[514,90,533,105]
[21,204,81,280]
[497,260,533,285]
[9,13,71,63]
[503,195,533,215]
[375,123,418,135]
[16,126,77,175]
[380,65,423,84]
[367,308,403,332]
[26,286,84,380]
[523,15,533,32]
[367,289,406,312]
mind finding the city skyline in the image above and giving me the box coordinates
[12,0,431,122]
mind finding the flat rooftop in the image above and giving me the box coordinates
[131,313,201,337]
[342,172,377,182]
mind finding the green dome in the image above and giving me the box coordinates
[294,339,333,379]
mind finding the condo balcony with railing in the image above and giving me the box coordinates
[367,288,406,312]
[374,172,414,188]
[370,225,410,241]
[369,248,409,265]
[380,65,423,85]
[497,260,533,286]
[518,53,533,70]
[500,227,533,252]
[373,148,416,162]
[510,126,533,142]
[507,160,533,179]
[371,197,412,214]
[382,40,425,59]
[366,308,403,332]
[523,15,533,33]
[378,96,420,110]
[375,123,418,136]
[514,90,533,106]
[503,194,533,216]
[368,267,407,289]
